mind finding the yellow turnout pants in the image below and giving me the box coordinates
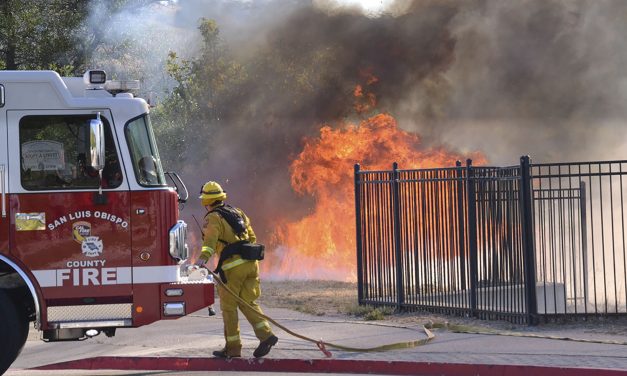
[217,260,274,350]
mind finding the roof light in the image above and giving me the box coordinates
[84,70,107,85]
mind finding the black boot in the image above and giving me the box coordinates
[253,335,278,358]
[213,347,241,359]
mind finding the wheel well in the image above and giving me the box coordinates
[0,259,38,323]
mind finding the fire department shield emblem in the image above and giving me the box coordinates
[72,221,91,244]
[81,236,104,257]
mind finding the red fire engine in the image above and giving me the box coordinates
[0,70,214,373]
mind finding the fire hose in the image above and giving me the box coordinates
[188,215,624,355]
[197,268,627,357]
[426,321,627,345]
[187,213,433,356]
[203,268,435,357]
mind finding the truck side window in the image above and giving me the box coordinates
[125,115,166,186]
[19,115,123,190]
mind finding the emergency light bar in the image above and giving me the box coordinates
[105,80,141,95]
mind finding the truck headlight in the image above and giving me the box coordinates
[169,221,188,261]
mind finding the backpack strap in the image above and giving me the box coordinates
[213,240,249,283]
[210,204,247,238]
[208,204,250,283]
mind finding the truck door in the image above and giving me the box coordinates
[7,110,133,325]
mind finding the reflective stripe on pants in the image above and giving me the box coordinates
[217,260,274,347]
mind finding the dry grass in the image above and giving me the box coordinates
[259,280,627,335]
[261,280,359,317]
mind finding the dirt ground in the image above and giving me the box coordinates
[259,280,627,336]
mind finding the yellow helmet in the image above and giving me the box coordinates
[199,181,227,206]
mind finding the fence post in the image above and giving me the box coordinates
[456,161,467,291]
[519,155,538,324]
[392,162,405,311]
[354,164,364,304]
[579,181,589,312]
[466,159,478,316]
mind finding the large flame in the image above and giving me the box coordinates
[266,113,484,281]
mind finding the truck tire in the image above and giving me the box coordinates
[0,289,25,375]
[15,303,30,358]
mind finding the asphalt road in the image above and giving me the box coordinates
[7,303,627,375]
[6,306,402,376]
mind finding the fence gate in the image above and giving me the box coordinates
[355,157,627,324]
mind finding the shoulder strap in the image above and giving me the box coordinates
[210,204,247,237]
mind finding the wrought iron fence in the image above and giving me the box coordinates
[355,157,627,323]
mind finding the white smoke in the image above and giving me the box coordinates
[313,0,412,17]
[85,1,199,100]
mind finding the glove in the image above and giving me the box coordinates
[195,253,209,268]
[195,258,207,268]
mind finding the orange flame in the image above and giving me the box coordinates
[265,113,484,281]
[353,68,378,114]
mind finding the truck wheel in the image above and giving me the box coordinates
[0,289,24,375]
[15,303,30,357]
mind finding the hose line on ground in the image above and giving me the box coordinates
[204,269,627,355]
[206,269,435,357]
[427,321,627,345]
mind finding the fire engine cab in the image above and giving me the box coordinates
[0,70,214,373]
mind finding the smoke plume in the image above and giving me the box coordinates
[86,0,627,279]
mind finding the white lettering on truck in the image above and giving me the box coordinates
[54,259,115,286]
[66,260,106,268]
[54,267,122,286]
[33,265,182,288]
[48,210,128,230]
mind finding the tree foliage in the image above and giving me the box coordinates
[152,18,247,168]
[0,0,88,72]
[0,0,160,74]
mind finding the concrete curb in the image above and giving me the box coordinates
[33,356,627,375]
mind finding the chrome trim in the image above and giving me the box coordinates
[0,255,41,328]
[0,165,5,217]
[51,319,131,329]
[48,303,132,322]
[169,221,188,261]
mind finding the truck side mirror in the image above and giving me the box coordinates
[89,113,105,171]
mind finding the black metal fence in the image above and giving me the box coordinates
[355,156,627,323]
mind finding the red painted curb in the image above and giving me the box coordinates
[33,356,627,376]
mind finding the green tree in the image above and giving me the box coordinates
[0,0,163,74]
[152,18,247,167]
[0,0,88,73]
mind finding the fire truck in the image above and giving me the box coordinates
[0,70,214,373]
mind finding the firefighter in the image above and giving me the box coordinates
[195,181,278,359]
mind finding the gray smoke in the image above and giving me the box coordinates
[403,0,627,164]
[85,0,627,245]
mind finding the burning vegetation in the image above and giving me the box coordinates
[263,111,483,281]
[143,0,627,281]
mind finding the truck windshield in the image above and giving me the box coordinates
[125,114,166,186]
